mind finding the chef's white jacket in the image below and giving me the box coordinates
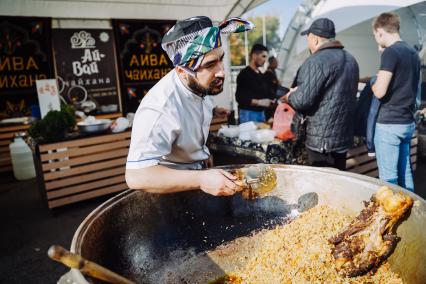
[126,69,214,170]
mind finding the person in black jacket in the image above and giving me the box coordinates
[282,18,359,170]
[235,44,273,123]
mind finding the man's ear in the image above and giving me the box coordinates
[176,66,185,76]
[176,66,188,81]
[314,35,319,46]
[176,66,196,79]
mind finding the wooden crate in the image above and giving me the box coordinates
[0,124,31,173]
[346,135,417,177]
[35,131,131,209]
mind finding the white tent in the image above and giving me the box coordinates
[0,0,268,22]
[277,0,426,86]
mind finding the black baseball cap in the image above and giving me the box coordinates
[300,18,336,38]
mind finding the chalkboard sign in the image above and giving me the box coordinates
[52,29,121,115]
[0,16,53,119]
[113,19,175,114]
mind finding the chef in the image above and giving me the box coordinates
[126,16,253,196]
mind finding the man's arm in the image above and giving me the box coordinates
[287,61,328,113]
[125,165,241,196]
[372,70,393,99]
[281,87,297,104]
[372,47,396,99]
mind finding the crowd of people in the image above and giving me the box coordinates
[125,12,421,196]
[235,13,420,191]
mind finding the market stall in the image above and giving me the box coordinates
[0,1,266,186]
[0,9,235,209]
[0,1,420,209]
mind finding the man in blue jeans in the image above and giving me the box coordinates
[371,12,421,191]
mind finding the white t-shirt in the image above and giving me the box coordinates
[126,69,214,170]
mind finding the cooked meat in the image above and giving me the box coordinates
[329,186,413,277]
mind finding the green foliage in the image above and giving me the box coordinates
[229,33,246,66]
[230,16,281,66]
[29,105,76,142]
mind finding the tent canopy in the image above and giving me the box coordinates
[277,0,426,85]
[0,0,268,22]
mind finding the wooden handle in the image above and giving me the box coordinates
[48,245,135,284]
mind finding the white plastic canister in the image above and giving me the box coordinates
[9,135,36,180]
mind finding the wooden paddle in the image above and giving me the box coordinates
[48,245,135,284]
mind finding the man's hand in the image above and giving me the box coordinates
[213,107,230,118]
[256,98,273,107]
[280,94,290,103]
[280,86,298,103]
[198,169,242,196]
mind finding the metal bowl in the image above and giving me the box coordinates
[77,119,112,134]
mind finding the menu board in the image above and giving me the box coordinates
[113,19,175,114]
[0,17,53,119]
[52,29,121,115]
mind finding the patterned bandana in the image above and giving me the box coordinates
[162,16,254,71]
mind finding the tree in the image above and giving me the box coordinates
[229,32,246,66]
[230,16,281,66]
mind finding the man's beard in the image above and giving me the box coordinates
[187,76,224,96]
[255,60,264,68]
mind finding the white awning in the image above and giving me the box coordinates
[0,0,268,22]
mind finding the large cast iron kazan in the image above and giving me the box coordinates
[67,165,426,283]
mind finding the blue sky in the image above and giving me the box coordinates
[243,0,303,38]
